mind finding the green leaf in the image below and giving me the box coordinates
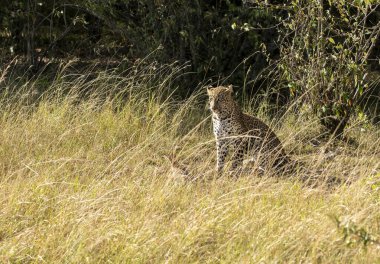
[328,38,335,44]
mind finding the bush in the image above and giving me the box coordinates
[276,0,380,136]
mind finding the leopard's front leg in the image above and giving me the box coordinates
[216,139,228,173]
[231,137,245,171]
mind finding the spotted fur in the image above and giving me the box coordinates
[207,85,289,173]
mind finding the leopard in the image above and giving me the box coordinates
[207,84,289,174]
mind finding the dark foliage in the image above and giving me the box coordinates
[0,0,280,96]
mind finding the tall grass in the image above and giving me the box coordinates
[0,63,379,263]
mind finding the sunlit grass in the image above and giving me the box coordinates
[0,64,379,263]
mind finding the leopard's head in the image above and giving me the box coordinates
[207,85,235,119]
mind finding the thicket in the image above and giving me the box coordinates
[0,0,277,87]
[0,0,379,136]
[275,0,380,135]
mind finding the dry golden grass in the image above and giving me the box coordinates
[0,65,379,263]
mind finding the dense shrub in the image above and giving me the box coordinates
[272,0,380,135]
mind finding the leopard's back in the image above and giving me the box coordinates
[242,113,284,151]
[242,113,290,168]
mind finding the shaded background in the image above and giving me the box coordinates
[0,0,379,126]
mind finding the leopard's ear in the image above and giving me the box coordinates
[226,84,233,93]
[206,85,213,95]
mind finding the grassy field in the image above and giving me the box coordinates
[0,65,380,263]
